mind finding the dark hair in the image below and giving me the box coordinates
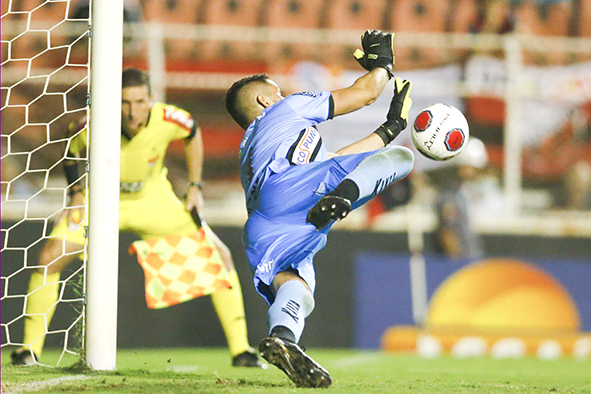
[225,73,269,129]
[122,68,151,95]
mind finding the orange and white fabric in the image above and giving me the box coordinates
[129,229,231,309]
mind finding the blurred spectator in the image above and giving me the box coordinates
[433,138,491,260]
[564,160,591,210]
[472,0,516,35]
[522,102,591,209]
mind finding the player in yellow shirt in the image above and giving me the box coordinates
[11,68,262,367]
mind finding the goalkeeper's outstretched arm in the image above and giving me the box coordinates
[331,68,390,117]
[334,77,412,156]
[330,30,396,117]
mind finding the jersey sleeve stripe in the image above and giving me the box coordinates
[309,138,322,162]
[286,129,307,163]
[328,94,335,120]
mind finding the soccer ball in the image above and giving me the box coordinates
[411,103,469,161]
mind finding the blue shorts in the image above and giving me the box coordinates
[244,151,378,304]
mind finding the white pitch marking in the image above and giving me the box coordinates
[2,375,90,394]
[331,353,383,368]
[166,365,201,373]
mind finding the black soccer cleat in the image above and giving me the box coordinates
[307,195,352,230]
[232,348,267,368]
[11,348,37,366]
[259,336,332,388]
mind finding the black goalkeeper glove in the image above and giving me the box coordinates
[374,77,412,145]
[353,30,395,78]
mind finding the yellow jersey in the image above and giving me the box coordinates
[69,102,196,195]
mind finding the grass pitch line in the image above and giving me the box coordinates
[330,353,384,368]
[166,365,201,373]
[2,374,89,393]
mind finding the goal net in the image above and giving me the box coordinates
[1,0,91,366]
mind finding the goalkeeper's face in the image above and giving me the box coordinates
[121,85,154,134]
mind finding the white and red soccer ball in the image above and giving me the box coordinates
[411,103,469,161]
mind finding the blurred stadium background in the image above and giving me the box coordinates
[2,0,591,364]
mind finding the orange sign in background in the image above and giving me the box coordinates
[382,259,590,358]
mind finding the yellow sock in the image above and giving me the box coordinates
[211,269,250,356]
[23,271,61,357]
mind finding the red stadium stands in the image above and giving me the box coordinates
[199,0,264,60]
[516,1,572,36]
[20,0,69,30]
[387,0,459,70]
[452,0,478,33]
[200,0,263,25]
[262,0,326,62]
[575,0,591,61]
[388,0,450,33]
[325,0,388,30]
[516,1,574,65]
[324,0,388,67]
[579,0,591,37]
[4,0,590,187]
[143,0,201,59]
[142,0,200,22]
[264,0,325,28]
[5,0,70,68]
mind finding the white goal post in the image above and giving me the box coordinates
[85,0,123,371]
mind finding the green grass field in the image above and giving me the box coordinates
[1,348,590,393]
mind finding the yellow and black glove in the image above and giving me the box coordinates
[374,77,412,145]
[353,30,395,78]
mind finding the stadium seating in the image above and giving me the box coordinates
[200,0,263,25]
[20,0,69,30]
[142,0,197,22]
[264,0,325,28]
[516,0,574,65]
[143,0,201,59]
[7,30,46,62]
[323,0,388,67]
[5,0,70,68]
[325,0,388,30]
[388,0,451,33]
[198,0,264,61]
[579,0,591,37]
[0,0,8,15]
[387,0,458,70]
[262,0,326,62]
[575,0,591,61]
[451,0,479,33]
[516,0,572,36]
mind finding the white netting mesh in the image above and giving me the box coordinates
[1,0,90,366]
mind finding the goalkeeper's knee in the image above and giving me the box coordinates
[376,146,415,178]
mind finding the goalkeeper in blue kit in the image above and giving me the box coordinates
[225,30,414,387]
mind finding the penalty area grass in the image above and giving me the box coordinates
[1,348,590,393]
